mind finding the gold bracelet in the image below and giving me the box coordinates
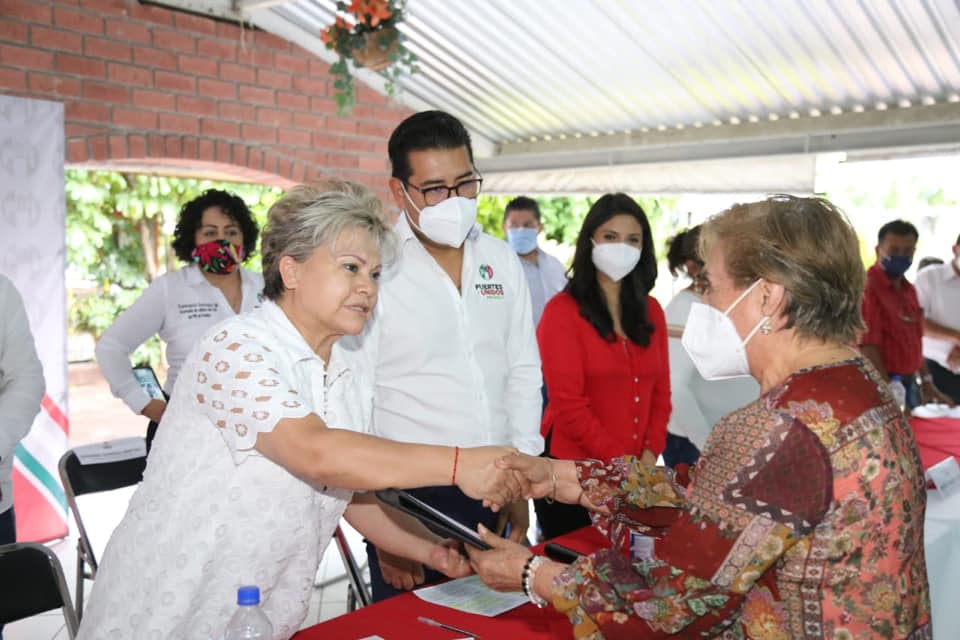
[544,459,558,504]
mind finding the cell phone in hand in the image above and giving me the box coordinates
[543,542,581,564]
[132,365,165,400]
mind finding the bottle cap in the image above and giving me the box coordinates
[237,585,260,606]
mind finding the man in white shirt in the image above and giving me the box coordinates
[0,274,45,546]
[502,196,568,327]
[355,110,543,600]
[915,233,960,403]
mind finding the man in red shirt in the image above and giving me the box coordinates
[860,219,951,407]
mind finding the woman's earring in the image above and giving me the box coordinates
[760,317,773,335]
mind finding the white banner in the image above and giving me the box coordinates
[0,94,69,541]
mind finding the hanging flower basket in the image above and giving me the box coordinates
[320,1,417,114]
[353,28,400,71]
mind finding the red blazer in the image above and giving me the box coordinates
[538,292,670,460]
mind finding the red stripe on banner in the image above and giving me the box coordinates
[41,393,69,435]
[12,467,68,543]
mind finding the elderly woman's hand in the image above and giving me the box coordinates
[465,524,534,592]
[495,454,590,506]
[466,525,567,597]
[456,446,530,511]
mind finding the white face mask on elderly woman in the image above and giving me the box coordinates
[682,279,769,380]
[403,189,478,248]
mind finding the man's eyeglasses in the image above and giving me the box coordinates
[405,177,483,206]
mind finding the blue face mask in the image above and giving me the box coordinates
[506,228,539,255]
[881,254,912,278]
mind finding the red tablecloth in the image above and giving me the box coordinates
[296,420,959,639]
[293,526,610,640]
[911,417,960,470]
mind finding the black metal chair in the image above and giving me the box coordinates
[58,443,147,620]
[0,542,79,638]
[333,525,372,610]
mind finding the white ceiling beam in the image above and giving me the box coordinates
[480,104,960,173]
[233,0,296,11]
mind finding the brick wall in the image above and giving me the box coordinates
[0,0,411,200]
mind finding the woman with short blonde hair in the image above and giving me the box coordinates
[78,179,521,640]
[470,195,930,640]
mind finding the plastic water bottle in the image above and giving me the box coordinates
[224,586,273,640]
[889,375,907,411]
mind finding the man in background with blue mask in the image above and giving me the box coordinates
[502,196,567,327]
[352,110,543,601]
[860,219,953,408]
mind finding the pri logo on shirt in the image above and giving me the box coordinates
[475,263,504,299]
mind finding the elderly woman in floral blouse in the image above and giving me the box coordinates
[469,195,931,639]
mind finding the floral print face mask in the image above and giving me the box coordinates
[192,239,246,274]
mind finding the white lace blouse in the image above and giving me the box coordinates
[77,300,373,640]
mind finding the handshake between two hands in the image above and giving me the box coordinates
[454,447,571,512]
[385,449,594,594]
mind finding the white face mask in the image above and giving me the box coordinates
[682,279,768,380]
[592,242,641,282]
[404,189,477,248]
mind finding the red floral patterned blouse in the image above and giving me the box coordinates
[550,357,931,639]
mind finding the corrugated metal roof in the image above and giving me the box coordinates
[148,0,960,190]
[260,0,960,142]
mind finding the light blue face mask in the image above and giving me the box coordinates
[506,227,538,255]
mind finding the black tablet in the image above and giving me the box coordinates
[543,542,581,564]
[375,488,492,550]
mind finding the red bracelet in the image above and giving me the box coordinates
[451,446,460,485]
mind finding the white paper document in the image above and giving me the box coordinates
[73,437,146,465]
[413,575,527,617]
[926,456,960,497]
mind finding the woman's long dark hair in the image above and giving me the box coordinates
[566,193,658,346]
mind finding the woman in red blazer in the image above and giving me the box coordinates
[535,193,670,538]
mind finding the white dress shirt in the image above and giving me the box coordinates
[519,248,568,327]
[95,264,264,414]
[916,261,960,370]
[348,214,543,455]
[663,289,759,449]
[0,274,45,514]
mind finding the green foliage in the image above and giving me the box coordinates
[66,170,281,367]
[322,1,417,114]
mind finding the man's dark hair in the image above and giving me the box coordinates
[877,219,919,244]
[918,256,944,271]
[388,110,474,183]
[503,196,541,224]
[666,225,702,277]
[566,193,658,347]
[171,189,259,263]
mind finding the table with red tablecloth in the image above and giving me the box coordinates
[293,526,610,640]
[297,419,960,640]
[911,416,960,470]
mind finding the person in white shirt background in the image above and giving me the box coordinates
[661,225,758,467]
[350,110,543,601]
[501,196,568,327]
[0,274,45,547]
[915,232,960,403]
[95,189,264,450]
